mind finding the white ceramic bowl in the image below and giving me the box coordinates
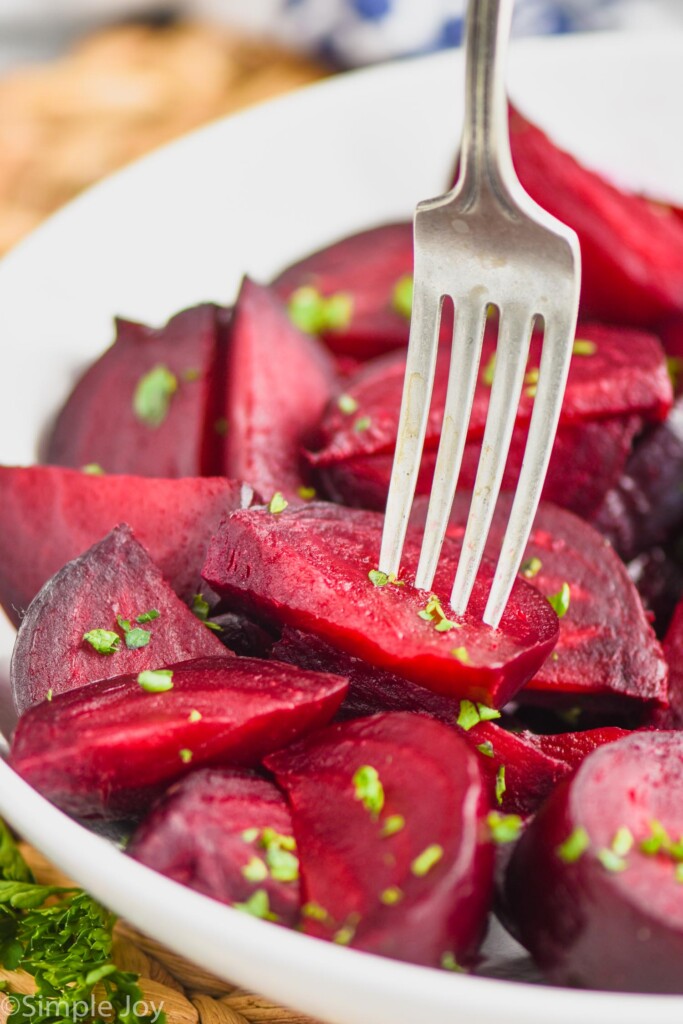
[1,31,683,1024]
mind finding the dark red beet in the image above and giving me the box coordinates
[265,712,493,967]
[128,769,300,924]
[11,655,348,818]
[591,398,683,560]
[272,223,415,358]
[45,304,228,478]
[509,107,683,327]
[220,278,336,501]
[310,324,670,517]
[10,524,226,714]
[627,548,683,638]
[203,503,559,710]
[505,732,683,992]
[271,627,627,816]
[0,465,254,625]
[650,599,683,729]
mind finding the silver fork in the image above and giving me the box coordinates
[378,0,581,629]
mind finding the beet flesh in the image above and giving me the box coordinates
[45,304,228,478]
[10,523,226,714]
[505,731,683,992]
[221,278,336,501]
[11,655,348,818]
[650,599,683,729]
[203,503,559,709]
[265,712,493,967]
[0,465,253,625]
[310,324,670,517]
[128,768,300,924]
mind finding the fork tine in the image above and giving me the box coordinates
[483,309,577,627]
[414,298,488,591]
[450,304,534,616]
[379,280,442,578]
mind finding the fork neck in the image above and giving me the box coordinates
[457,0,517,204]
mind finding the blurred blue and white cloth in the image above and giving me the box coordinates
[193,0,683,66]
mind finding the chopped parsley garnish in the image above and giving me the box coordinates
[137,669,174,693]
[268,491,289,514]
[418,594,460,632]
[381,814,405,838]
[495,765,506,806]
[456,700,501,731]
[611,826,634,857]
[487,812,523,844]
[258,829,299,882]
[353,415,372,433]
[242,857,268,883]
[83,629,120,655]
[81,463,105,475]
[324,293,354,331]
[132,364,178,428]
[242,828,260,843]
[481,352,497,386]
[392,275,413,319]
[667,356,683,391]
[380,886,403,905]
[451,646,470,663]
[191,593,211,620]
[297,485,317,500]
[188,709,202,723]
[520,556,542,579]
[639,820,683,862]
[178,748,193,764]
[597,848,627,873]
[476,741,494,758]
[573,339,597,356]
[46,689,53,702]
[337,393,359,415]
[287,286,352,335]
[136,609,160,623]
[333,925,356,946]
[441,952,466,973]
[124,627,151,650]
[556,826,590,863]
[301,901,330,922]
[352,765,385,817]
[234,889,278,921]
[525,368,540,386]
[547,582,571,618]
[411,844,444,877]
[368,569,389,587]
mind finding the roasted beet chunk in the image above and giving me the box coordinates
[310,324,671,517]
[265,712,493,967]
[203,503,559,709]
[650,598,683,729]
[509,106,683,327]
[10,655,348,818]
[10,523,226,714]
[410,493,668,713]
[219,278,336,501]
[129,769,300,925]
[0,465,253,625]
[505,732,683,992]
[45,304,228,478]
[272,223,415,358]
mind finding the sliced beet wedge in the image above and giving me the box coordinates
[128,768,300,925]
[310,323,671,517]
[505,731,683,992]
[410,493,668,712]
[265,712,493,967]
[11,655,348,818]
[0,465,254,625]
[508,107,683,327]
[10,523,226,714]
[220,278,336,501]
[271,627,627,816]
[45,304,228,478]
[203,503,559,709]
[272,223,415,358]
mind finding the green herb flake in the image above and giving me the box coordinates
[611,826,634,858]
[260,827,297,852]
[301,901,330,922]
[451,646,470,664]
[667,356,683,391]
[573,339,597,356]
[265,846,300,883]
[556,826,590,863]
[487,811,523,844]
[547,581,571,618]
[520,556,542,579]
[441,952,467,973]
[675,863,683,884]
[125,627,151,650]
[242,857,268,883]
[333,925,356,946]
[524,368,540,386]
[392,275,413,319]
[368,569,390,587]
[353,415,372,433]
[456,700,480,732]
[191,593,211,622]
[337,393,359,415]
[495,765,506,806]
[136,609,160,623]
[82,629,120,655]
[380,886,403,905]
[352,765,385,817]
[525,384,538,398]
[640,819,669,855]
[418,594,460,633]
[188,709,202,723]
[381,814,405,838]
[137,669,174,693]
[297,485,317,501]
[478,704,501,723]
[481,352,497,387]
[324,293,353,331]
[287,286,325,334]
[411,844,444,877]
[46,689,53,702]
[241,828,260,844]
[81,463,105,475]
[179,748,193,764]
[268,491,289,514]
[132,364,178,428]
[234,889,278,921]
[597,848,627,873]
[476,741,495,758]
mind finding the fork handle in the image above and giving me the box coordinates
[459,0,516,199]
